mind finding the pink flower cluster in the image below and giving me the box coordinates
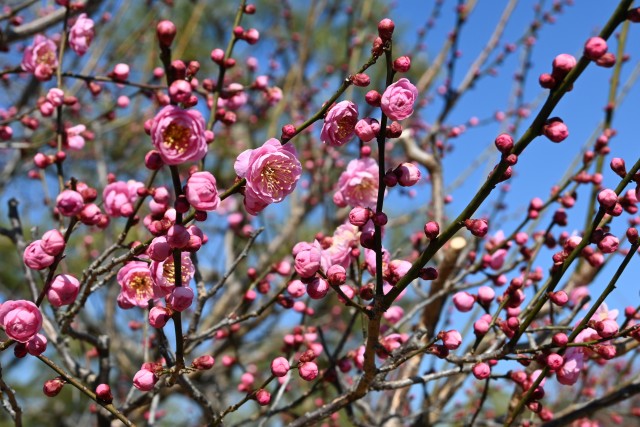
[23,229,65,270]
[333,157,379,209]
[234,138,302,215]
[69,13,95,56]
[103,180,144,217]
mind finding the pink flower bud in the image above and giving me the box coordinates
[145,150,164,170]
[23,241,55,270]
[596,52,616,68]
[452,291,475,312]
[43,378,65,397]
[306,278,329,299]
[543,118,569,143]
[96,384,113,403]
[365,90,381,107]
[148,236,171,261]
[584,37,607,60]
[551,54,576,78]
[169,79,192,103]
[210,48,225,64]
[627,228,638,244]
[546,353,564,370]
[287,280,306,298]
[166,224,190,249]
[393,56,411,72]
[167,286,193,312]
[377,18,395,41]
[133,369,157,391]
[440,330,462,350]
[539,72,556,89]
[254,388,271,405]
[294,246,322,278]
[351,73,370,87]
[477,286,495,304]
[610,157,626,177]
[552,332,568,347]
[472,362,491,379]
[354,118,380,142]
[192,355,215,370]
[326,265,346,286]
[41,229,65,256]
[26,333,47,356]
[597,188,618,209]
[423,221,440,239]
[56,190,84,216]
[548,290,568,306]
[156,20,177,47]
[395,162,421,187]
[244,28,260,45]
[148,306,172,328]
[298,361,319,381]
[494,133,514,153]
[597,234,619,253]
[464,218,488,237]
[47,274,80,307]
[271,357,290,377]
[595,319,618,338]
[348,207,371,226]
[112,63,129,81]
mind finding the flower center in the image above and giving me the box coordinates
[162,258,191,285]
[129,273,153,301]
[259,160,296,197]
[163,123,191,154]
[336,116,355,139]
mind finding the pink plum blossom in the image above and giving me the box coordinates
[380,78,418,121]
[66,124,86,150]
[234,138,302,215]
[103,180,143,217]
[185,172,220,211]
[150,105,207,165]
[133,369,157,391]
[23,241,55,270]
[354,118,380,142]
[0,300,43,343]
[150,252,195,297]
[117,261,158,308]
[21,35,58,81]
[69,14,95,55]
[334,157,379,209]
[320,101,358,147]
[56,190,84,217]
[47,274,80,307]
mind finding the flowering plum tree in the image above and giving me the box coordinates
[0,1,639,426]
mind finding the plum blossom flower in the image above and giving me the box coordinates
[149,252,195,297]
[320,101,358,147]
[150,106,207,165]
[556,347,584,385]
[69,13,95,55]
[0,300,43,342]
[185,172,220,211]
[103,180,144,217]
[380,78,418,121]
[334,157,379,209]
[322,223,360,268]
[66,124,86,150]
[23,241,55,270]
[234,138,302,215]
[117,261,158,308]
[47,274,80,307]
[21,35,58,81]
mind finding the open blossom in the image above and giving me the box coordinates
[21,35,58,81]
[185,172,220,211]
[557,347,584,385]
[334,157,379,209]
[69,13,95,55]
[0,300,43,343]
[322,223,360,268]
[150,105,207,165]
[117,261,158,308]
[234,138,302,215]
[149,252,195,297]
[320,101,358,147]
[380,78,418,121]
[103,180,143,217]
